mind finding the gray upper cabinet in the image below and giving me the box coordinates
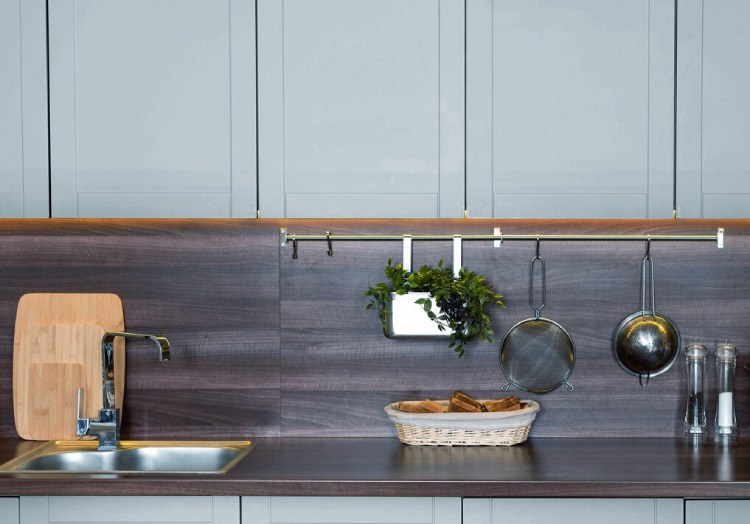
[0,0,49,217]
[677,0,750,218]
[47,0,256,218]
[466,0,676,218]
[257,0,465,218]
[18,0,749,219]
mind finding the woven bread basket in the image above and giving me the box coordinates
[384,399,539,446]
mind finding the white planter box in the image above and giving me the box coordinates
[385,292,451,338]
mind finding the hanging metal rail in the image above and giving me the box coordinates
[280,227,724,258]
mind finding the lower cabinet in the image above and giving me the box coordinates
[463,498,683,524]
[0,498,19,524]
[18,497,239,524]
[685,500,750,524]
[241,497,461,524]
[14,496,750,524]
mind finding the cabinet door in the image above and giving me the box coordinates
[467,0,675,218]
[463,498,683,524]
[677,0,750,217]
[0,0,49,217]
[48,0,256,218]
[19,496,239,524]
[0,498,19,524]
[242,497,461,524]
[257,0,465,218]
[685,500,750,524]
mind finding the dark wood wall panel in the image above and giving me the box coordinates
[1,219,748,440]
[278,220,750,438]
[0,220,280,438]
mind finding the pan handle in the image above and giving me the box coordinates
[529,239,546,320]
[639,372,650,387]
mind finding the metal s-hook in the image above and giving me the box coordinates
[292,236,298,259]
[326,231,333,256]
[646,235,651,258]
[453,235,462,279]
[402,235,413,273]
[529,237,546,319]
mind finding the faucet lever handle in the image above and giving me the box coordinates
[76,387,90,436]
[76,387,84,418]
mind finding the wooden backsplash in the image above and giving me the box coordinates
[0,219,747,439]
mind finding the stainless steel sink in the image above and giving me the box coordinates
[0,440,253,474]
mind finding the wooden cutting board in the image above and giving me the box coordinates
[25,363,85,440]
[13,293,125,440]
[14,293,125,331]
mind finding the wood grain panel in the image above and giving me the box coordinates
[278,219,747,437]
[0,220,279,438]
[121,389,281,439]
[0,219,747,439]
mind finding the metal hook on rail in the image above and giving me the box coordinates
[326,231,333,257]
[292,236,298,260]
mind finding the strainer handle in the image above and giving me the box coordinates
[529,239,545,319]
[640,254,656,316]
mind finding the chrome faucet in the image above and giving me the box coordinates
[77,331,170,450]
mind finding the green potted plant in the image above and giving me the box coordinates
[365,259,505,357]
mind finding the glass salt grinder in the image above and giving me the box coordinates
[715,341,738,443]
[684,342,708,440]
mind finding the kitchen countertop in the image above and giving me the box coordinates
[1,437,749,498]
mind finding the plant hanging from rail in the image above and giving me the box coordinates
[365,259,505,357]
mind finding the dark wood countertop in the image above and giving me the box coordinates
[1,437,750,498]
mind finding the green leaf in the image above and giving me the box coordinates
[364,256,506,358]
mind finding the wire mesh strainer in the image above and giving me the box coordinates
[500,241,575,394]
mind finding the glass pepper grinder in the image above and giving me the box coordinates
[684,342,708,439]
[715,341,738,443]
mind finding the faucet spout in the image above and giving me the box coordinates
[77,331,170,450]
[100,332,170,410]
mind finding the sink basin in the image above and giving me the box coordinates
[0,440,253,474]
